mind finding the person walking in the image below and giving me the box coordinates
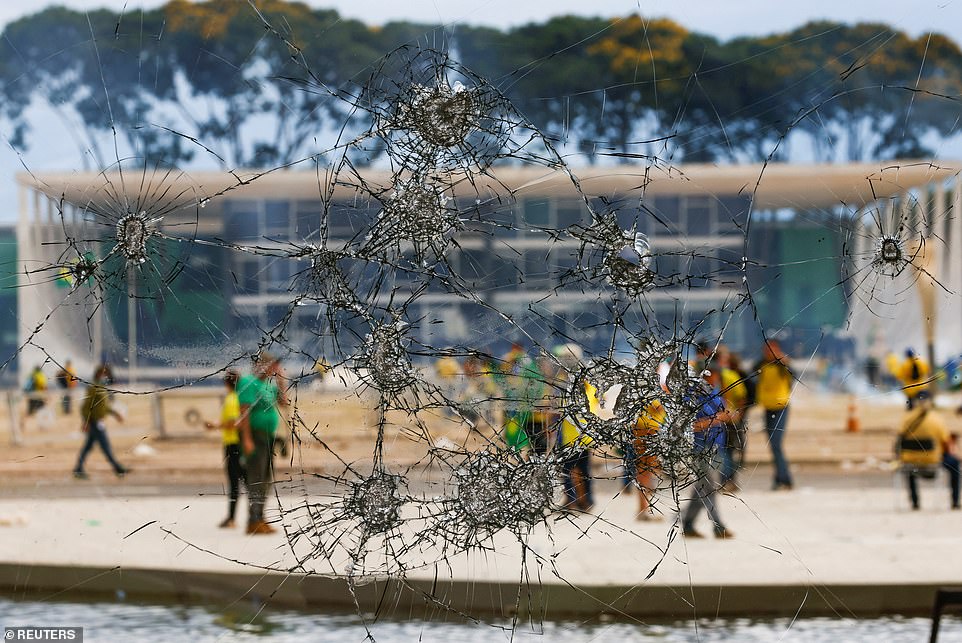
[558,383,595,512]
[682,368,734,539]
[73,364,128,479]
[238,353,288,535]
[205,371,245,528]
[755,340,794,490]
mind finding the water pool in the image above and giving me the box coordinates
[2,598,961,642]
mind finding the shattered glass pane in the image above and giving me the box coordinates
[3,2,962,641]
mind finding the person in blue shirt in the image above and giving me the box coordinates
[682,368,735,539]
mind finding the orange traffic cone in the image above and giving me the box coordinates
[846,396,861,433]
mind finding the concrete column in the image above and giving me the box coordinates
[934,180,947,276]
[15,183,27,387]
[882,197,896,240]
[853,206,871,270]
[906,190,920,240]
[953,177,962,292]
[952,176,962,353]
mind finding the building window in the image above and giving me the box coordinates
[551,247,578,288]
[522,198,551,228]
[265,258,294,291]
[232,257,260,295]
[224,201,261,241]
[327,201,375,239]
[651,196,681,235]
[522,249,552,289]
[716,195,750,235]
[264,200,291,238]
[556,198,585,228]
[685,197,713,237]
[296,200,322,239]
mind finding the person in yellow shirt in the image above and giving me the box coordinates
[897,349,932,409]
[558,379,596,511]
[897,397,960,510]
[754,340,794,490]
[205,371,245,528]
[719,352,751,490]
[633,399,665,520]
[24,365,48,419]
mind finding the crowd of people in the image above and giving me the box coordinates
[23,352,289,536]
[440,338,961,536]
[20,361,78,428]
[430,339,802,539]
[18,336,960,540]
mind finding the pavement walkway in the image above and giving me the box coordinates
[1,475,960,619]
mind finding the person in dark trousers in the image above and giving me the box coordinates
[682,368,735,539]
[754,340,794,490]
[719,352,752,490]
[205,371,245,528]
[238,352,288,535]
[897,397,960,510]
[73,364,128,479]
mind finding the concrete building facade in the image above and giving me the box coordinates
[11,161,959,382]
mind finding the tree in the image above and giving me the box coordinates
[2,4,961,169]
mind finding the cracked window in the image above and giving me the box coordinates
[2,1,962,642]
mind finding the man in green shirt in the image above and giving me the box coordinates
[238,352,288,535]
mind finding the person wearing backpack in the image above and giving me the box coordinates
[754,340,794,491]
[682,368,735,539]
[73,364,128,479]
[896,397,960,510]
[898,349,931,410]
[24,365,48,417]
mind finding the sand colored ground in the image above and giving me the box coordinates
[3,385,962,622]
[1,383,957,484]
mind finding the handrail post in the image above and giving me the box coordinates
[6,391,21,446]
[152,394,167,439]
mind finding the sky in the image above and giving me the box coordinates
[3,0,962,41]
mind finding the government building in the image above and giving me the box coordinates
[12,161,958,382]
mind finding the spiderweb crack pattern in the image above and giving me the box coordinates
[841,190,951,317]
[570,211,656,297]
[362,175,463,264]
[355,317,419,397]
[288,244,362,313]
[360,47,534,176]
[345,471,405,536]
[444,451,559,542]
[18,6,945,639]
